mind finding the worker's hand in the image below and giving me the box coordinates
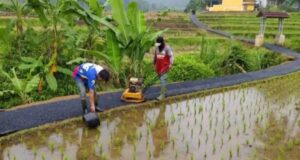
[90,105,96,113]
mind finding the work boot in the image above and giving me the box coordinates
[96,106,105,112]
[156,86,166,100]
[81,100,88,114]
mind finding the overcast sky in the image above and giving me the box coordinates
[141,0,190,10]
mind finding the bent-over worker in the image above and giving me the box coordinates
[73,63,110,113]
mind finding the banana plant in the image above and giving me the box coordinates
[63,0,124,84]
[27,0,80,74]
[18,55,72,92]
[106,0,167,77]
[0,68,40,103]
[0,0,31,55]
[0,0,30,37]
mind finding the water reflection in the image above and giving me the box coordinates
[254,112,300,160]
[151,106,169,158]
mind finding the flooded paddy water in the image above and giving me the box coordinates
[1,73,300,160]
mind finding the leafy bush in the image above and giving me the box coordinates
[168,54,215,81]
[142,54,215,85]
[260,51,287,69]
[199,38,229,75]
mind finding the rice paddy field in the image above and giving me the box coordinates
[1,12,300,160]
[1,71,300,160]
[197,12,300,52]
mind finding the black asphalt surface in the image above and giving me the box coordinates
[1,15,300,136]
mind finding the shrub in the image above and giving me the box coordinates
[260,51,287,69]
[168,54,215,81]
[143,54,215,85]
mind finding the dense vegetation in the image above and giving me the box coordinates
[0,1,290,108]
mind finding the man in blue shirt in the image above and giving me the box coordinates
[73,63,110,113]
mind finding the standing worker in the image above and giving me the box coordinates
[153,36,174,100]
[73,63,110,113]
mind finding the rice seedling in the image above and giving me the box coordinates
[139,131,143,140]
[160,141,165,150]
[236,128,240,136]
[229,148,233,159]
[63,155,69,160]
[212,144,216,154]
[171,112,176,124]
[60,145,65,156]
[190,154,194,160]
[114,137,123,147]
[228,134,232,141]
[221,156,225,160]
[32,147,37,157]
[147,149,151,160]
[101,153,107,160]
[221,137,224,148]
[198,138,201,148]
[199,105,203,114]
[133,142,137,153]
[186,142,189,154]
[287,140,295,150]
[199,124,203,134]
[205,132,209,143]
[98,142,103,153]
[132,152,136,160]
[237,144,240,156]
[243,122,247,133]
[49,142,55,152]
[41,153,46,160]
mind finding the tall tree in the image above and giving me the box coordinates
[185,0,210,12]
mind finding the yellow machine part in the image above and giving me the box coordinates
[121,88,145,103]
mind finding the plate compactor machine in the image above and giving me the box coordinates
[121,68,169,103]
[121,77,146,103]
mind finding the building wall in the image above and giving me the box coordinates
[208,0,256,11]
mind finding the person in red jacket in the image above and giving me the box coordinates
[153,36,174,100]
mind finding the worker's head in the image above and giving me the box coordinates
[155,36,165,52]
[98,69,110,82]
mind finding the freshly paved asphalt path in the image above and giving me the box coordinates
[1,15,300,136]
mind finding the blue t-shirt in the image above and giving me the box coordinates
[74,63,103,90]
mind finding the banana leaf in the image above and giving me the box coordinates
[88,0,103,17]
[108,0,130,43]
[46,73,57,91]
[127,2,146,35]
[25,74,40,93]
[106,29,123,74]
[57,66,73,76]
[11,68,23,92]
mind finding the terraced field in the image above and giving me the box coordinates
[197,12,300,52]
